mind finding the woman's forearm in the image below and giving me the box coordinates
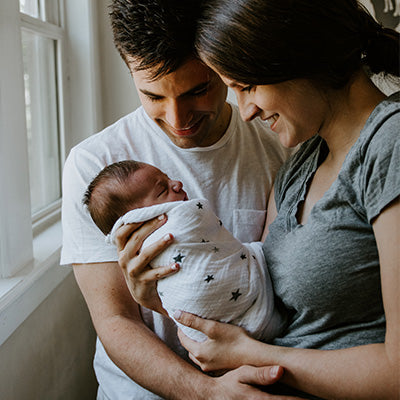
[244,340,397,400]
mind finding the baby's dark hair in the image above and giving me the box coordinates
[83,160,143,235]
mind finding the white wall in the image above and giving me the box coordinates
[98,0,141,128]
[0,274,97,400]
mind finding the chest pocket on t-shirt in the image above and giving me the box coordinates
[233,209,266,243]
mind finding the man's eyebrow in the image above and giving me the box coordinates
[139,81,210,99]
[181,81,210,96]
[139,89,162,98]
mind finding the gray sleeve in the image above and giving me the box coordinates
[362,114,400,222]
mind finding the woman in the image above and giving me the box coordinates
[116,0,399,398]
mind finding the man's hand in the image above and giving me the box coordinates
[208,365,302,400]
[115,214,179,313]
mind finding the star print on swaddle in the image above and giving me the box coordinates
[108,199,281,342]
[172,253,185,263]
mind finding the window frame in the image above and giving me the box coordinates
[0,0,102,346]
[20,11,67,234]
[0,0,34,279]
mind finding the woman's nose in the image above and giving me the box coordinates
[239,102,261,122]
[234,90,261,122]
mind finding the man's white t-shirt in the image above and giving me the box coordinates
[61,104,289,399]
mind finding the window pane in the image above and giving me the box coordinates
[21,31,61,215]
[42,0,60,25]
[20,0,60,25]
[19,0,39,18]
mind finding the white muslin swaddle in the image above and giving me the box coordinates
[108,199,283,342]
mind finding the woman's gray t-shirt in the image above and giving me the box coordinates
[263,92,399,350]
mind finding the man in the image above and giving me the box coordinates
[61,1,290,398]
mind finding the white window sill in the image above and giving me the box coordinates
[0,220,70,346]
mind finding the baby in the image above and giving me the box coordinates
[83,160,284,342]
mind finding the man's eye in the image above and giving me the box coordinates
[147,95,162,102]
[240,85,254,93]
[192,87,208,96]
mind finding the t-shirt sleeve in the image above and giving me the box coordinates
[60,147,118,265]
[362,113,400,223]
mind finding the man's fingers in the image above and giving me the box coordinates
[186,350,205,369]
[236,365,284,386]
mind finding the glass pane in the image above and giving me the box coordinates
[43,0,60,25]
[19,0,39,18]
[20,0,60,25]
[21,31,61,215]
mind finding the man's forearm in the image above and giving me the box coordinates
[96,313,211,400]
[73,262,212,399]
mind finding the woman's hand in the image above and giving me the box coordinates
[115,215,179,313]
[175,310,255,372]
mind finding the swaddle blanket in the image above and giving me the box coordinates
[108,199,283,342]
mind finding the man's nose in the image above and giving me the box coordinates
[165,100,192,129]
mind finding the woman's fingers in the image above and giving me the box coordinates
[174,311,217,337]
[114,222,144,252]
[123,232,175,276]
[130,262,180,282]
[116,214,168,260]
[131,231,174,269]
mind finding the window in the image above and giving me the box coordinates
[0,0,66,279]
[20,0,60,25]
[20,0,65,226]
[0,0,101,346]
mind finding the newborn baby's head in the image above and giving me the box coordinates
[83,160,188,235]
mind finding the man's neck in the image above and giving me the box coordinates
[204,102,232,147]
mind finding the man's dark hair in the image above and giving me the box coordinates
[83,160,143,235]
[110,0,203,80]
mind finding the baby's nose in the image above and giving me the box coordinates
[171,180,183,192]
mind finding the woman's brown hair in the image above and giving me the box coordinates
[196,0,400,88]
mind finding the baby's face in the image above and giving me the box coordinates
[130,164,188,208]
